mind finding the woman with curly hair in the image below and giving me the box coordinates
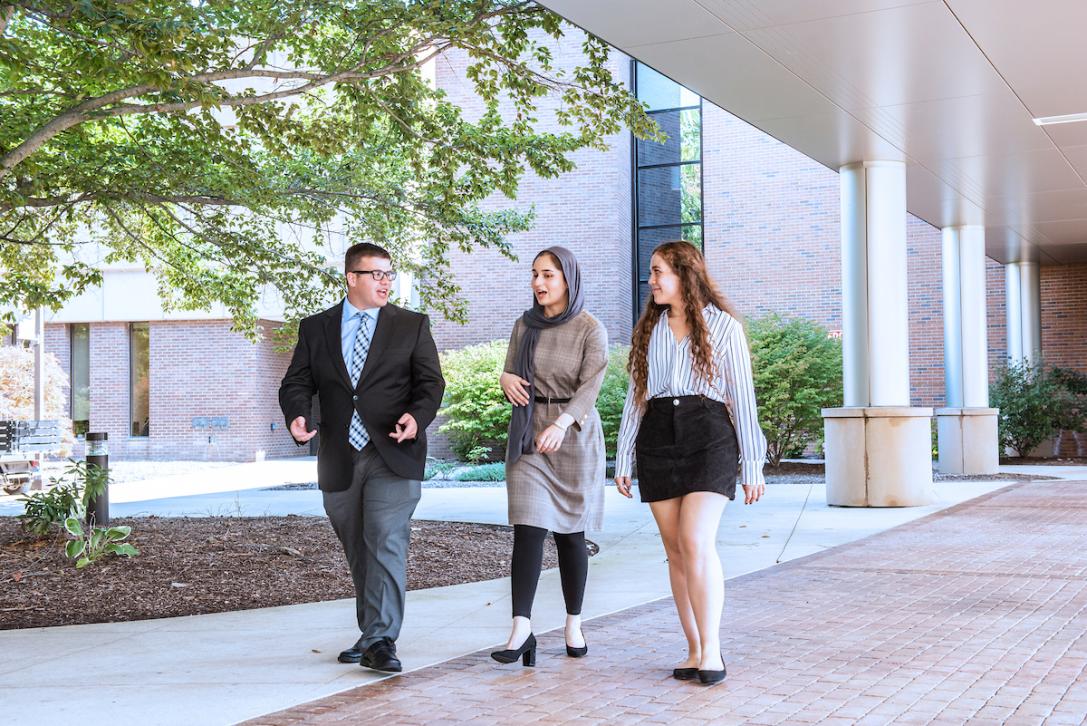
[614,240,767,685]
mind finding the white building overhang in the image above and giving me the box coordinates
[540,0,1087,265]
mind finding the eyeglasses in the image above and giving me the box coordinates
[349,269,397,282]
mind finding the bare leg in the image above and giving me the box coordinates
[677,491,729,671]
[650,497,700,669]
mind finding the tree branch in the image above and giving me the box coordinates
[0,191,238,212]
[0,2,534,176]
[0,5,14,37]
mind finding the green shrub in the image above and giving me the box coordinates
[747,314,842,467]
[598,346,630,459]
[453,462,506,482]
[438,340,510,462]
[17,481,81,537]
[991,362,1080,456]
[63,517,138,569]
[1050,367,1087,434]
[424,459,457,480]
[16,460,110,536]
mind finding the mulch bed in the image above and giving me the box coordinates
[0,516,595,631]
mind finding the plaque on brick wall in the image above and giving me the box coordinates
[192,416,229,430]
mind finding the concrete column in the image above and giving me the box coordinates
[1020,261,1042,364]
[936,226,998,474]
[824,161,934,507]
[839,161,911,407]
[1005,261,1042,365]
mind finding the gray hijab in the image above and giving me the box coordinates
[506,246,585,464]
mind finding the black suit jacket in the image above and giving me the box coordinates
[278,301,445,491]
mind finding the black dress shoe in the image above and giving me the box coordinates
[490,633,537,667]
[338,637,366,664]
[672,667,698,680]
[360,637,402,673]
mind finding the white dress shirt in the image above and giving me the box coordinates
[341,297,380,367]
[614,305,767,487]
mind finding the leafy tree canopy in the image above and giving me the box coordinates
[0,0,657,334]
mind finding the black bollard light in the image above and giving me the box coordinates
[85,432,109,526]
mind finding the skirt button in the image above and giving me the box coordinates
[673,398,680,406]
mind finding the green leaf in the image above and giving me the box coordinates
[65,540,86,559]
[106,526,132,540]
[0,1,655,337]
[76,557,92,569]
[64,517,84,537]
[109,543,139,557]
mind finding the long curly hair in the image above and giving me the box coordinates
[628,241,741,406]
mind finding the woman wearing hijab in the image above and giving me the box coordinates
[490,246,609,668]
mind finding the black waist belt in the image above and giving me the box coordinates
[534,396,571,404]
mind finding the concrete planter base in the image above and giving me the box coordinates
[935,407,999,475]
[823,406,935,507]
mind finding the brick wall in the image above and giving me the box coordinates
[987,259,1008,378]
[88,323,134,458]
[147,320,298,460]
[701,104,952,408]
[429,30,633,354]
[44,320,300,462]
[1041,263,1087,374]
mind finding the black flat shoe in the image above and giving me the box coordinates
[338,637,366,664]
[490,633,537,667]
[697,664,727,685]
[360,637,402,673]
[672,667,698,680]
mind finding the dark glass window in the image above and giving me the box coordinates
[71,324,90,436]
[631,62,704,317]
[129,323,149,437]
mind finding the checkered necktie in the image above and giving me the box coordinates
[348,312,373,450]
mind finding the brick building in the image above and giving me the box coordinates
[24,32,1087,462]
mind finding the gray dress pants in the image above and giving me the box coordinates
[322,444,421,648]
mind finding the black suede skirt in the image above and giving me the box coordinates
[635,395,740,503]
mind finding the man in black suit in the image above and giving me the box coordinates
[279,242,444,673]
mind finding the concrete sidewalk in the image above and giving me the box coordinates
[0,458,320,516]
[252,478,1087,726]
[0,469,1050,725]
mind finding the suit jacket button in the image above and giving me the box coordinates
[352,395,358,401]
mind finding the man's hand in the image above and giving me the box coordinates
[389,413,418,443]
[289,416,317,443]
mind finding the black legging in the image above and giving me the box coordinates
[511,524,587,618]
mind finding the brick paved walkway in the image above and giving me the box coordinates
[248,482,1087,725]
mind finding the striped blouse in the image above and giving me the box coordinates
[615,305,767,487]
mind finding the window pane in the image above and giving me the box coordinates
[638,225,684,278]
[637,165,701,228]
[637,167,682,227]
[636,63,700,111]
[129,323,149,437]
[680,163,702,224]
[637,280,652,314]
[637,109,701,166]
[638,224,704,280]
[71,324,90,436]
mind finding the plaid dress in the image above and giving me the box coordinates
[504,311,608,533]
